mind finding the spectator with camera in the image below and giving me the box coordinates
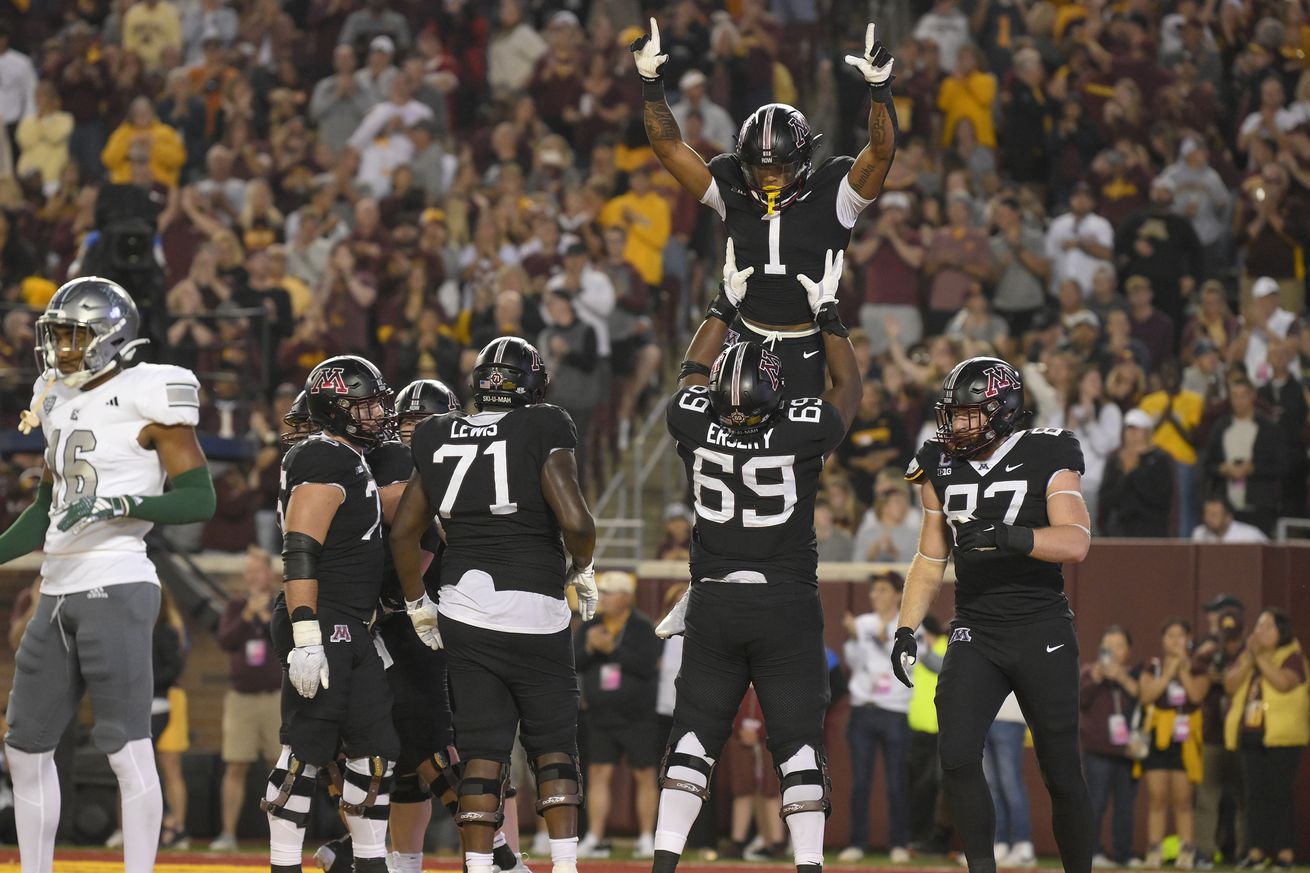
[1080,625,1141,868]
[1193,596,1248,864]
[1223,608,1308,869]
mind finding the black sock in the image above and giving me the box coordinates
[942,762,997,866]
[353,858,388,873]
[1049,782,1095,873]
[653,849,681,873]
[966,861,997,873]
[492,844,519,870]
[798,863,822,873]
[272,866,301,873]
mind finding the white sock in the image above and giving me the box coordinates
[392,852,424,873]
[550,837,578,866]
[654,733,714,856]
[467,850,495,873]
[493,830,508,848]
[106,738,162,873]
[343,757,393,858]
[265,746,316,867]
[778,746,825,867]
[6,745,59,873]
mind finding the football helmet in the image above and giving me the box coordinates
[35,276,145,387]
[735,103,820,213]
[471,337,549,408]
[304,355,393,447]
[708,341,785,434]
[393,378,461,442]
[934,356,1025,459]
[280,390,315,449]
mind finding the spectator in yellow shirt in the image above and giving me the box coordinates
[123,0,183,73]
[1137,361,1204,537]
[936,44,997,148]
[102,97,187,187]
[599,163,671,287]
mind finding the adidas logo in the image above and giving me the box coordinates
[106,397,119,407]
[86,588,108,599]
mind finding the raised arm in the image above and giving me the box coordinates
[844,24,898,200]
[631,18,713,199]
[798,248,862,426]
[677,238,750,388]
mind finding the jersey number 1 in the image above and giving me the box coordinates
[765,214,786,275]
[432,441,517,518]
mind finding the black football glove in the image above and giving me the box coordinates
[890,626,917,688]
[954,519,1035,555]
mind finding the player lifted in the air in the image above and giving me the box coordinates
[631,18,896,397]
[0,277,216,873]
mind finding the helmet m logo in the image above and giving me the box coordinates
[311,367,349,395]
[528,347,544,371]
[758,349,782,391]
[786,112,810,145]
[983,367,1012,399]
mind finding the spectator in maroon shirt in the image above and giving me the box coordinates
[211,547,285,850]
[1079,625,1142,866]
[1126,274,1177,373]
[851,191,924,355]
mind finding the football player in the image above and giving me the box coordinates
[391,338,597,873]
[314,378,526,873]
[892,358,1094,873]
[265,355,400,873]
[281,391,315,449]
[631,18,895,398]
[652,246,860,873]
[0,277,216,873]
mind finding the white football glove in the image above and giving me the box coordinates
[797,248,844,316]
[655,583,691,639]
[722,238,754,308]
[288,620,329,699]
[567,561,598,621]
[406,592,443,651]
[844,23,895,88]
[629,17,669,81]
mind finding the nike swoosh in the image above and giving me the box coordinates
[802,350,820,359]
[1005,463,1023,472]
[1046,644,1065,653]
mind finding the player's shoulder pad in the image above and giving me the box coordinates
[127,363,201,427]
[1019,428,1086,476]
[707,154,750,196]
[809,155,856,190]
[906,438,947,483]
[667,385,711,442]
[524,402,578,451]
[285,434,365,486]
[365,439,413,487]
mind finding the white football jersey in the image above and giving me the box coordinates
[35,363,201,594]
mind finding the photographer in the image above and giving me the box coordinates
[1193,596,1247,864]
[1079,625,1141,868]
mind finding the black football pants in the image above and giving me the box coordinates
[935,615,1092,873]
[727,317,825,401]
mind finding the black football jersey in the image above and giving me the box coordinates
[906,428,1087,625]
[410,404,577,598]
[278,434,384,621]
[667,385,848,585]
[707,154,862,325]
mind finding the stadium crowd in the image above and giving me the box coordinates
[0,0,1306,543]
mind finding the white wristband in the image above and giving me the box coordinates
[915,551,948,564]
[406,592,432,611]
[291,618,322,648]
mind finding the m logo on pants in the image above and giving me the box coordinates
[949,627,972,643]
[330,624,351,643]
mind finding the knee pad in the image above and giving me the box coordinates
[532,752,583,815]
[418,746,463,815]
[392,771,430,805]
[456,761,509,828]
[261,746,320,828]
[659,732,715,801]
[340,756,395,821]
[776,744,831,819]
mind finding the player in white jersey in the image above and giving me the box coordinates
[0,277,216,873]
